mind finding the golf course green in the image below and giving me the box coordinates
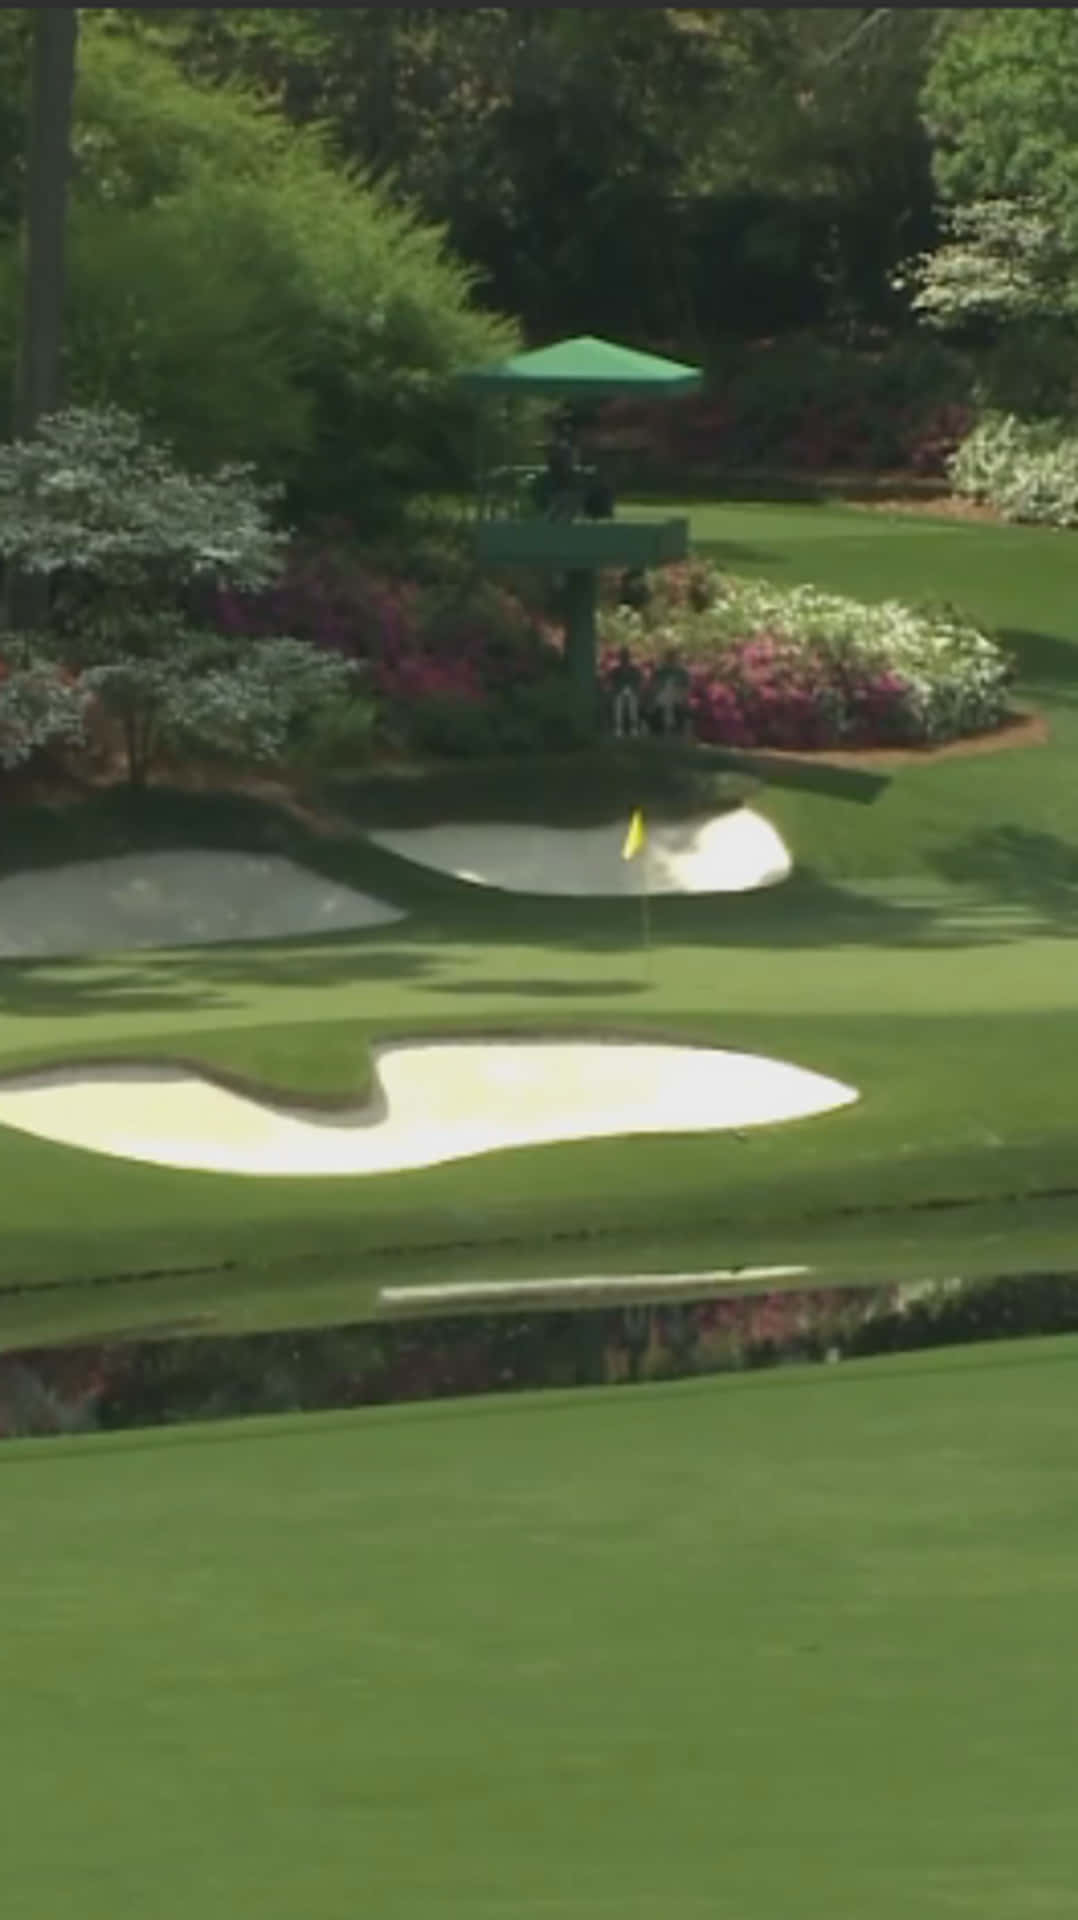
[7,1337,1078,1919]
[0,498,1075,1347]
[5,498,1078,1920]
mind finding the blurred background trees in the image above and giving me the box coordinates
[2,7,1075,529]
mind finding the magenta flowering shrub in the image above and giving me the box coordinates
[599,627,919,750]
[594,341,973,477]
[600,558,1011,751]
[210,542,422,663]
[207,538,565,739]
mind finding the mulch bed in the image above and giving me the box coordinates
[738,706,1048,771]
[846,494,1040,527]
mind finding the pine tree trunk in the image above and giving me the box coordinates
[7,8,78,632]
[13,7,77,440]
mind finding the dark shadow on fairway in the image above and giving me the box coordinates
[690,537,788,573]
[929,825,1078,931]
[997,627,1078,699]
[6,854,1056,1018]
[627,475,831,506]
[0,942,442,1019]
[729,754,889,805]
[178,945,441,990]
[0,962,240,1020]
[434,977,646,999]
[396,866,1047,955]
[153,864,1076,977]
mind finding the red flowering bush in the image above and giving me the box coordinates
[902,401,975,478]
[206,549,568,741]
[592,338,974,476]
[208,536,571,757]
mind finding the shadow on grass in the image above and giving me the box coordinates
[5,785,1078,1032]
[0,943,442,1020]
[928,825,1078,922]
[997,627,1078,699]
[182,861,1078,973]
[433,977,647,999]
[1,852,1075,1030]
[727,753,889,805]
[444,855,1078,955]
[626,474,831,507]
[0,962,240,1021]
[169,945,441,990]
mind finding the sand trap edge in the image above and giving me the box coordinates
[364,808,792,897]
[0,850,410,963]
[378,1266,811,1311]
[0,1026,844,1118]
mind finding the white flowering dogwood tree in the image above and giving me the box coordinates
[0,406,354,784]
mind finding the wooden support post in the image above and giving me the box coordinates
[563,567,599,727]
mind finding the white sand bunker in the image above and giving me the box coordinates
[0,1041,857,1177]
[366,809,790,896]
[0,852,405,958]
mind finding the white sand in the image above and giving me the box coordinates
[0,1041,858,1177]
[366,808,791,896]
[0,852,406,958]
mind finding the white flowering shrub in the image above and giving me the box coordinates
[599,564,1013,749]
[893,200,1077,330]
[0,407,286,588]
[0,406,348,785]
[161,641,356,763]
[0,662,91,771]
[950,413,1078,526]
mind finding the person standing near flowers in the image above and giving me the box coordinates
[609,646,643,737]
[651,645,692,737]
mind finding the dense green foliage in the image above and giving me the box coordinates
[911,12,1078,427]
[10,7,1072,509]
[922,9,1078,216]
[0,16,518,527]
[0,406,354,784]
[105,6,944,345]
[0,6,1073,506]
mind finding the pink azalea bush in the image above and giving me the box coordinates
[208,537,564,744]
[599,558,1012,750]
[209,539,1012,761]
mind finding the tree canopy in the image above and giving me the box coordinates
[0,13,520,527]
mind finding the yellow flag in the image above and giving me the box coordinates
[622,808,646,861]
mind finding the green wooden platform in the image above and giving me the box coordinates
[476,515,690,570]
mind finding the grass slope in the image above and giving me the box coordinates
[6,1339,1078,1919]
[1,501,1077,1341]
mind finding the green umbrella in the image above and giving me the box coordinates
[457,336,702,721]
[456,333,703,398]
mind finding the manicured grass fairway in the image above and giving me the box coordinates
[7,1339,1078,1919]
[3,499,1078,1338]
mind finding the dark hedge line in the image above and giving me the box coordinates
[3,1267,1078,1443]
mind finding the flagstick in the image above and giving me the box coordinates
[639,839,653,983]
